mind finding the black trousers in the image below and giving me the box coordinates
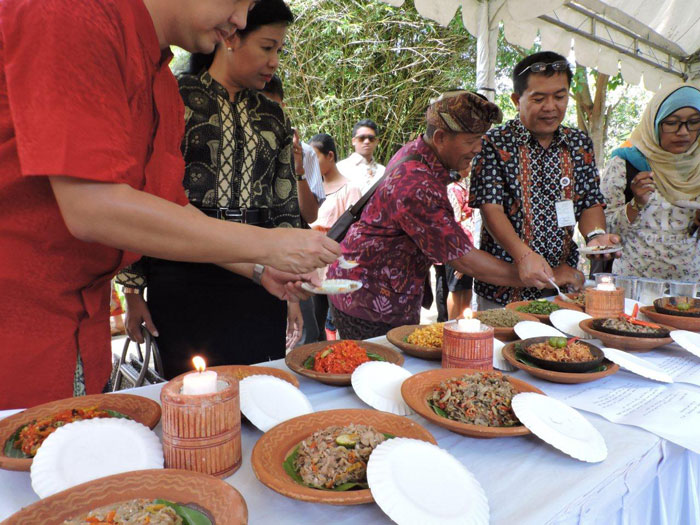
[146,259,286,379]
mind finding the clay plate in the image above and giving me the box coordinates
[386,324,442,360]
[285,340,403,386]
[502,342,619,384]
[579,318,673,351]
[3,469,247,524]
[251,408,435,505]
[553,293,585,312]
[474,309,540,342]
[0,393,161,472]
[506,300,560,324]
[641,305,700,331]
[653,297,700,318]
[174,364,299,388]
[401,368,543,438]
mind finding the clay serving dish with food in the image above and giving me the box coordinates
[579,318,673,352]
[518,336,604,373]
[654,297,700,318]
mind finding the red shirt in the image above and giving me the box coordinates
[328,136,472,326]
[0,0,188,409]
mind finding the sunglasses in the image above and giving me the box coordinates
[355,134,377,142]
[518,60,570,76]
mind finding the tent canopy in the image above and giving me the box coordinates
[379,0,700,92]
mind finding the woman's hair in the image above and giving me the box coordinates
[309,133,337,161]
[186,0,294,75]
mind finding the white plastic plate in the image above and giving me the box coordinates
[550,309,592,339]
[240,375,313,432]
[601,347,673,383]
[512,393,607,463]
[670,330,700,359]
[367,438,489,525]
[351,361,413,416]
[301,279,362,295]
[579,245,622,255]
[30,418,163,498]
[493,338,517,371]
[514,321,566,340]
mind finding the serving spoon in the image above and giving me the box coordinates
[547,277,578,304]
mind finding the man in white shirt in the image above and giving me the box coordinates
[337,119,385,192]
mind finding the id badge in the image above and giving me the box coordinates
[555,200,576,228]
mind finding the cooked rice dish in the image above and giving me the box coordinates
[474,309,521,327]
[406,323,443,348]
[294,424,386,489]
[527,340,595,362]
[63,499,182,524]
[602,317,664,334]
[427,372,521,427]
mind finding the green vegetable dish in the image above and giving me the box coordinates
[283,424,393,491]
[515,299,561,315]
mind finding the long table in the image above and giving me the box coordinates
[1,336,699,524]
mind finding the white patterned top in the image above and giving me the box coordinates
[601,155,700,280]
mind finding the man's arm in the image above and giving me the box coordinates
[480,203,554,288]
[293,134,319,223]
[49,176,340,274]
[449,249,522,287]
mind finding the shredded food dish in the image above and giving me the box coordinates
[294,424,386,489]
[13,406,116,457]
[62,499,182,524]
[312,341,371,374]
[427,372,521,427]
[406,323,444,348]
[474,309,522,327]
[526,337,595,362]
[601,317,664,334]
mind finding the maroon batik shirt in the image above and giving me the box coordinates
[328,136,472,326]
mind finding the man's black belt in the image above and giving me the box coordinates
[199,207,272,226]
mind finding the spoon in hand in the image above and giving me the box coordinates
[547,277,577,304]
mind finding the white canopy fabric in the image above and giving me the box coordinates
[379,0,700,94]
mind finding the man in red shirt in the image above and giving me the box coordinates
[0,0,340,409]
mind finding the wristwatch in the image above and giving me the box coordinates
[122,286,142,295]
[585,227,606,243]
[252,264,265,285]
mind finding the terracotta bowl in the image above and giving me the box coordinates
[641,305,700,331]
[553,293,585,312]
[502,342,618,384]
[3,469,247,524]
[385,324,442,360]
[251,409,435,505]
[505,300,560,324]
[519,336,604,373]
[0,393,161,472]
[579,318,673,352]
[285,340,403,386]
[474,309,540,342]
[174,364,299,388]
[401,368,543,438]
[654,297,700,318]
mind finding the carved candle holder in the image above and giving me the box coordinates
[442,321,494,370]
[160,372,241,478]
[585,286,625,318]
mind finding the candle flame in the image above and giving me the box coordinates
[600,276,612,284]
[462,308,473,319]
[192,356,206,373]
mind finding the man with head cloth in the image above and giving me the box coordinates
[326,90,582,339]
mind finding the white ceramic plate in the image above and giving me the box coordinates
[492,338,517,372]
[301,279,363,295]
[511,393,607,463]
[673,199,700,210]
[30,419,163,499]
[550,309,592,339]
[351,362,413,416]
[601,348,673,383]
[367,438,489,525]
[578,245,623,255]
[514,321,566,340]
[670,330,700,359]
[240,375,313,432]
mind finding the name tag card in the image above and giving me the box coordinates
[556,200,576,228]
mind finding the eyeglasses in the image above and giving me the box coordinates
[355,134,377,142]
[659,118,700,134]
[518,60,570,76]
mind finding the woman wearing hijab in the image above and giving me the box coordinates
[601,84,700,280]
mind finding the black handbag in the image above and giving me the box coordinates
[326,154,423,242]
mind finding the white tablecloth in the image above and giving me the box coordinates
[1,337,699,524]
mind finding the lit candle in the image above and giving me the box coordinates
[457,308,481,332]
[596,276,616,292]
[181,356,218,395]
